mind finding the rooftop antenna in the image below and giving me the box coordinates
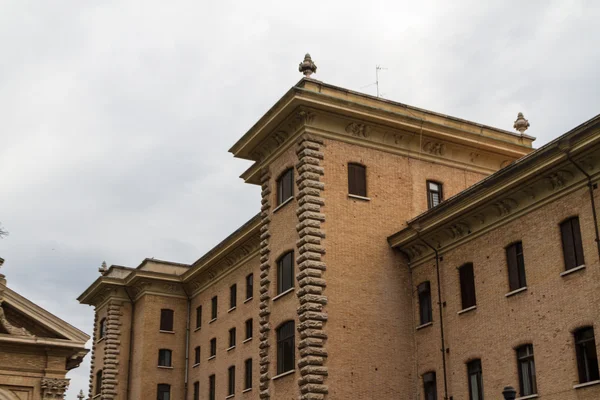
[376,65,387,98]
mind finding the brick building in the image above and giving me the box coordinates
[78,56,600,399]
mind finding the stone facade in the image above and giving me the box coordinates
[78,74,600,400]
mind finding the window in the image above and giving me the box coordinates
[194,346,200,365]
[245,319,253,340]
[95,370,102,395]
[459,263,477,310]
[348,163,367,197]
[277,321,295,374]
[277,251,294,294]
[516,345,537,396]
[158,349,172,367]
[427,181,443,209]
[467,359,483,400]
[245,358,253,389]
[160,309,174,331]
[99,318,107,339]
[193,381,199,400]
[230,284,237,309]
[211,296,217,320]
[229,327,236,348]
[210,338,216,357]
[561,217,585,271]
[506,242,527,291]
[195,306,202,329]
[209,375,215,400]
[246,273,253,300]
[157,384,170,400]
[574,327,599,383]
[423,371,437,400]
[277,168,294,205]
[418,281,432,325]
[228,365,235,396]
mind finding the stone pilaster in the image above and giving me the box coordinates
[258,168,272,399]
[101,300,122,399]
[41,377,69,399]
[295,135,329,400]
[87,311,97,400]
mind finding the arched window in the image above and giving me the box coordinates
[277,251,294,295]
[157,384,170,400]
[158,349,172,367]
[276,321,295,374]
[98,318,107,339]
[574,327,599,383]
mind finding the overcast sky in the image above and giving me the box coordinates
[1,1,599,398]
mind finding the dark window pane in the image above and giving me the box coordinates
[210,338,216,357]
[158,349,172,367]
[348,163,367,197]
[157,384,170,400]
[230,284,237,309]
[427,181,443,209]
[277,168,294,205]
[245,358,253,389]
[467,359,483,400]
[246,274,253,300]
[229,328,236,347]
[246,319,253,340]
[211,296,217,319]
[228,366,235,395]
[95,370,102,395]
[99,318,107,339]
[459,263,477,309]
[575,327,600,383]
[193,382,199,400]
[418,281,432,325]
[209,375,215,400]
[277,321,295,374]
[423,371,437,400]
[278,252,294,294]
[194,346,200,365]
[160,309,174,332]
[196,306,202,329]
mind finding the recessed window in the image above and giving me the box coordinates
[427,181,443,209]
[228,366,236,396]
[459,263,477,310]
[418,281,432,325]
[210,338,216,357]
[158,349,172,367]
[277,251,294,295]
[157,384,171,400]
[230,284,237,309]
[193,381,199,400]
[574,327,599,383]
[348,163,367,197]
[561,217,585,271]
[95,370,102,395]
[211,296,218,320]
[245,358,253,390]
[277,168,294,205]
[277,321,295,374]
[516,344,537,396]
[245,319,253,340]
[229,327,236,348]
[467,359,483,400]
[160,309,174,332]
[246,273,253,300]
[194,346,200,365]
[209,375,216,400]
[195,306,202,329]
[423,371,437,400]
[99,318,107,339]
[506,242,527,291]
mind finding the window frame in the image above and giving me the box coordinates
[574,327,600,384]
[211,296,217,320]
[277,251,294,295]
[516,344,537,396]
[560,216,585,271]
[158,349,172,367]
[423,371,437,400]
[467,359,484,400]
[459,263,477,310]
[506,241,527,291]
[426,180,443,209]
[230,284,237,309]
[276,320,295,375]
[228,365,236,396]
[245,358,253,389]
[277,168,294,206]
[159,309,174,332]
[348,163,367,197]
[246,273,253,300]
[418,281,433,325]
[157,384,171,400]
[245,318,253,340]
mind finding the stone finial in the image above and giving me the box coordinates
[99,261,107,274]
[513,112,530,134]
[77,389,85,400]
[299,53,317,78]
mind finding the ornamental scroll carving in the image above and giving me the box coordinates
[0,303,32,337]
[345,122,370,138]
[545,170,574,190]
[423,141,446,156]
[41,377,69,399]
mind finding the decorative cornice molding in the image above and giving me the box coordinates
[41,377,69,399]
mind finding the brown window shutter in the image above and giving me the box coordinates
[561,219,577,270]
[572,217,585,266]
[348,164,357,195]
[348,163,366,197]
[506,244,520,291]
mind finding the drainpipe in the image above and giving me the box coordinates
[124,288,135,400]
[415,231,449,400]
[564,152,600,261]
[182,284,192,400]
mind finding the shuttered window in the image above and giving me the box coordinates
[517,344,537,396]
[561,217,585,270]
[277,321,295,374]
[160,309,174,332]
[193,381,199,400]
[423,371,437,400]
[575,327,600,383]
[245,358,253,389]
[230,284,237,309]
[95,370,102,395]
[348,163,367,197]
[418,281,432,325]
[211,296,217,320]
[228,366,235,396]
[246,273,253,300]
[210,338,216,357]
[467,359,483,400]
[195,306,202,329]
[99,318,107,339]
[277,168,294,205]
[208,375,215,400]
[459,263,477,310]
[506,242,527,291]
[427,181,443,209]
[245,318,253,340]
[277,251,294,294]
[229,328,236,348]
[194,346,200,365]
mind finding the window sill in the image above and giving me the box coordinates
[159,330,175,334]
[192,363,199,368]
[208,355,216,361]
[157,365,173,369]
[227,345,236,352]
[561,264,586,277]
[243,337,252,344]
[272,369,295,380]
[242,388,252,393]
[228,306,237,313]
[573,380,600,389]
[96,336,106,344]
[244,297,253,304]
[273,196,294,213]
[505,287,527,298]
[416,322,433,331]
[225,394,235,399]
[348,194,371,202]
[194,326,201,332]
[209,318,217,324]
[272,288,294,302]
[516,394,538,400]
[457,305,477,315]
